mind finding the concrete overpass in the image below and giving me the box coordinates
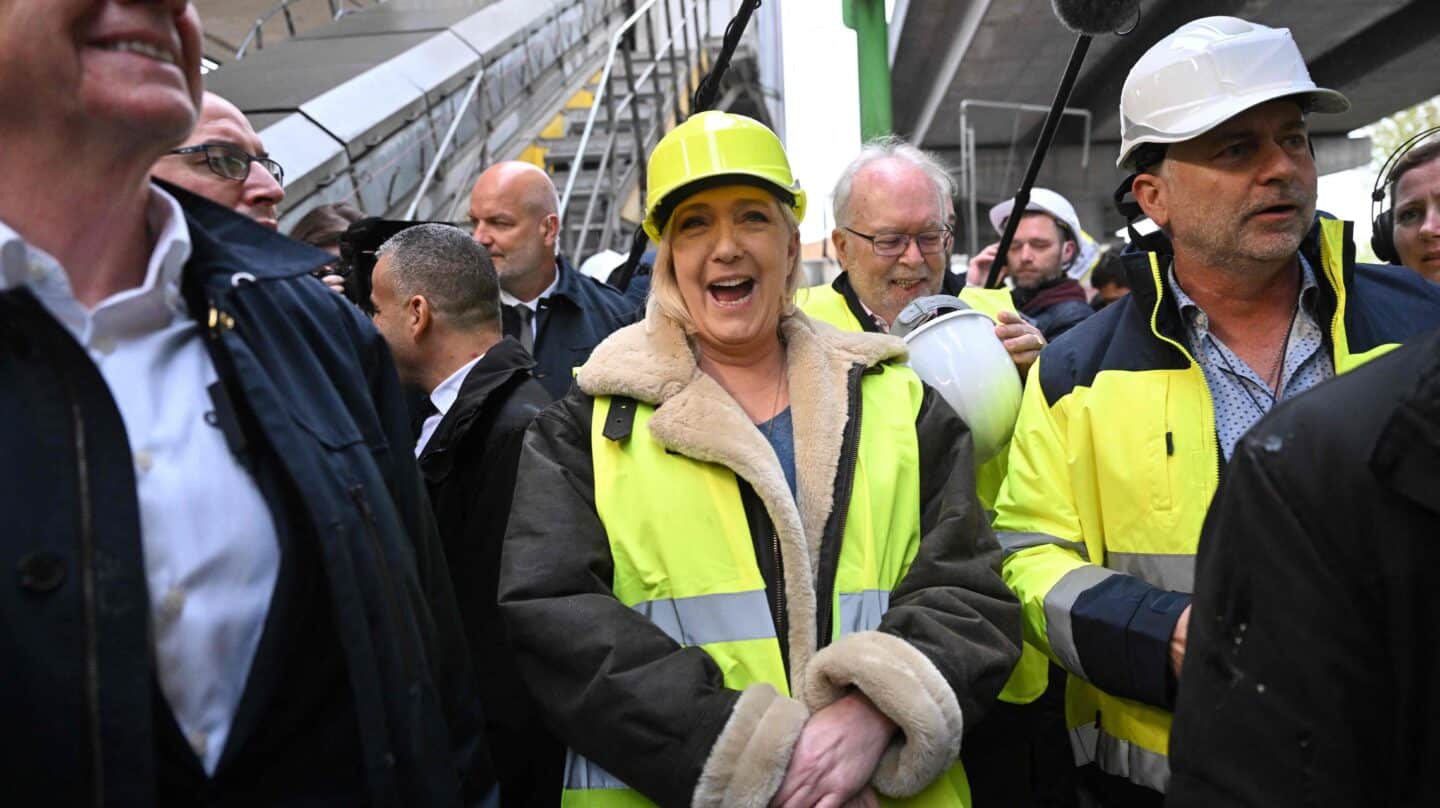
[888,0,1440,251]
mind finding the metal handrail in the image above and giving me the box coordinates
[958,98,1091,255]
[236,0,374,60]
[558,0,711,257]
[404,66,487,220]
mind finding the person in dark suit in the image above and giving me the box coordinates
[0,1,489,804]
[467,160,637,399]
[369,223,558,805]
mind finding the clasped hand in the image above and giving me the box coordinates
[769,691,896,808]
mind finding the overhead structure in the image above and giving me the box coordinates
[201,0,779,263]
[889,0,1440,245]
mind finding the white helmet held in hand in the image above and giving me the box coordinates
[892,296,1022,465]
[1117,16,1349,169]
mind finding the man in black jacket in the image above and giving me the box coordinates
[1168,327,1440,807]
[370,223,557,805]
[467,160,637,399]
[0,2,488,804]
[971,188,1095,341]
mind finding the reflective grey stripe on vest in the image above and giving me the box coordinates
[564,750,628,791]
[631,589,776,646]
[837,589,890,636]
[1043,564,1119,680]
[1070,721,1170,793]
[998,530,1091,560]
[1106,551,1195,594]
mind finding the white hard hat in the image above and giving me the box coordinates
[897,298,1022,465]
[578,249,626,282]
[1117,16,1349,169]
[989,188,1083,243]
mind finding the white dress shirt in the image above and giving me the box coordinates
[499,269,560,343]
[415,354,486,457]
[0,187,279,775]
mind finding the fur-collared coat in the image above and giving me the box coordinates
[499,308,1021,806]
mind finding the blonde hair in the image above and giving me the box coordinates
[646,198,803,333]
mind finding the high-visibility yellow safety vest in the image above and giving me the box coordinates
[795,280,1049,706]
[565,363,970,807]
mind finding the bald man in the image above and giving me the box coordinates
[467,160,634,399]
[153,91,285,229]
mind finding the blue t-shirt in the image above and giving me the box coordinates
[756,407,796,498]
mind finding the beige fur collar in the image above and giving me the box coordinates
[578,309,905,694]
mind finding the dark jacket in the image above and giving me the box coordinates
[1168,327,1440,808]
[0,185,488,807]
[416,337,557,806]
[1012,276,1093,341]
[499,311,1021,806]
[502,255,638,400]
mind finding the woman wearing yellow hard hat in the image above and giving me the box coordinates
[499,110,1020,807]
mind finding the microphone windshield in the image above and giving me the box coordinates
[1050,0,1142,35]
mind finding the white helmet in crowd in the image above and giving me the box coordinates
[989,188,1081,244]
[988,188,1100,281]
[1117,16,1349,169]
[892,297,1022,465]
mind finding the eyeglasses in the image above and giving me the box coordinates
[168,143,285,186]
[842,226,953,257]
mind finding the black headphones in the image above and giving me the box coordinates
[1370,126,1440,265]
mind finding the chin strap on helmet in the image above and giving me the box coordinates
[890,295,975,339]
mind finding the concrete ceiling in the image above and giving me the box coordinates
[194,0,374,66]
[892,0,1440,150]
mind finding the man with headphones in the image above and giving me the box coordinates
[1371,130,1440,283]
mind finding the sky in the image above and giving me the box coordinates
[778,1,1389,255]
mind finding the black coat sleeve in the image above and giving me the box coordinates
[884,386,1024,720]
[497,393,750,807]
[798,383,1023,798]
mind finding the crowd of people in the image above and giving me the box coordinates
[3,2,1439,807]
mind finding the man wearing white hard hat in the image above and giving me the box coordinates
[968,188,1097,341]
[991,15,1440,804]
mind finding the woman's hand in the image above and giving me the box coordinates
[770,691,896,808]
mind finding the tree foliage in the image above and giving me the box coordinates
[1368,96,1440,170]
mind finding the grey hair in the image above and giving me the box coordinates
[832,135,956,227]
[376,223,500,331]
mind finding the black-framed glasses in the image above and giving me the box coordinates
[842,226,953,257]
[168,142,284,185]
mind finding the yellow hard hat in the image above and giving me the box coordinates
[642,110,806,242]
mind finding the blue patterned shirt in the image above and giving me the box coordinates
[1169,255,1335,460]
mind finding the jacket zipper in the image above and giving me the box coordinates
[816,365,865,648]
[348,485,418,681]
[69,390,104,807]
[1145,257,1223,494]
[770,529,786,653]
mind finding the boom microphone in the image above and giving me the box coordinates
[984,0,1143,288]
[1050,0,1143,35]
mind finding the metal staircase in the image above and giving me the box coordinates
[204,0,772,265]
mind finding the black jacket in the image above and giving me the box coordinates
[1012,276,1093,342]
[0,185,488,806]
[501,255,638,400]
[1168,328,1440,807]
[416,337,557,806]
